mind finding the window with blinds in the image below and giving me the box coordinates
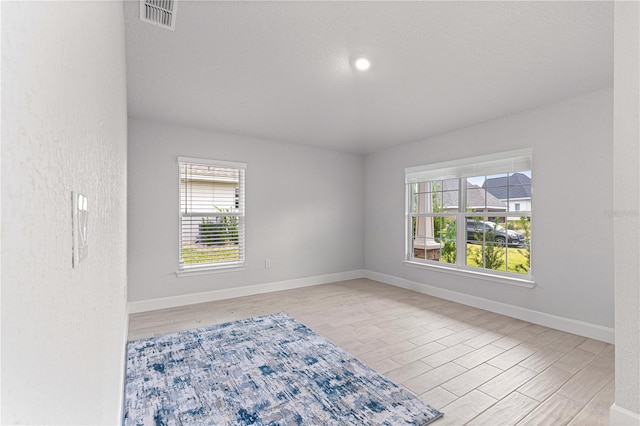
[178,157,245,274]
[406,149,533,283]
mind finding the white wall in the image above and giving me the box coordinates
[365,89,614,330]
[1,2,128,424]
[128,119,364,302]
[612,1,640,421]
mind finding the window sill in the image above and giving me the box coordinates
[176,264,246,278]
[403,260,536,289]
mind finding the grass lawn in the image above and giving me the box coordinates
[181,242,239,265]
[466,244,530,274]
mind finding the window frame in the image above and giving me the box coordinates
[404,149,534,287]
[176,156,246,277]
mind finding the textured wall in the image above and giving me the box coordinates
[1,2,128,424]
[128,119,364,302]
[364,89,614,329]
[613,1,640,417]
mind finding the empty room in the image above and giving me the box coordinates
[2,1,639,425]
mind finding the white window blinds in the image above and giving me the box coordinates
[405,148,532,183]
[178,157,246,272]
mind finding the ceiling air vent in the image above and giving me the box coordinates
[140,0,177,31]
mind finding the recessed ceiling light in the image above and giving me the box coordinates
[353,56,372,71]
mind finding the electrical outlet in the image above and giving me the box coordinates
[265,259,271,268]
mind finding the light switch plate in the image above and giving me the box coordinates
[72,191,88,267]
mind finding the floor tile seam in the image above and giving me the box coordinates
[389,343,450,364]
[462,334,507,348]
[458,342,509,364]
[432,334,477,349]
[565,401,604,426]
[509,344,562,370]
[407,334,451,346]
[567,360,615,380]
[477,363,539,399]
[515,390,590,426]
[581,354,617,375]
[495,341,541,355]
[388,370,434,385]
[419,343,477,368]
[413,362,470,393]
[518,338,562,353]
[355,342,420,362]
[555,373,613,405]
[467,390,542,426]
[576,381,615,408]
[457,389,501,425]
[515,365,578,404]
[451,347,507,370]
[581,342,610,356]
[412,335,455,348]
[439,366,504,398]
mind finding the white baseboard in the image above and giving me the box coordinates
[610,403,640,425]
[364,270,615,344]
[127,268,614,343]
[127,270,366,313]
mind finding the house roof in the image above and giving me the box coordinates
[439,180,507,210]
[483,173,532,200]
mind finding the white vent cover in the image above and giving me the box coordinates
[140,0,177,31]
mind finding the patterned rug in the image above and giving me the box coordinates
[124,312,443,425]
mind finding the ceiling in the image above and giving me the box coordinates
[123,1,613,155]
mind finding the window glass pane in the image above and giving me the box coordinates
[412,180,460,214]
[411,216,430,259]
[412,215,457,264]
[442,178,459,191]
[414,191,426,214]
[507,184,531,210]
[466,240,506,271]
[466,217,485,244]
[442,190,458,211]
[180,216,241,265]
[409,184,418,214]
[486,244,507,271]
[428,180,442,193]
[505,171,531,204]
[509,216,531,275]
[509,246,530,275]
[439,217,457,264]
[484,173,508,188]
[431,192,443,212]
[482,174,508,214]
[466,181,488,211]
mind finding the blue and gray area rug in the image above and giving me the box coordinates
[124,312,443,425]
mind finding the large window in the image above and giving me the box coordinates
[406,149,532,282]
[178,157,245,274]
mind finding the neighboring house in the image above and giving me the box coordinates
[413,180,507,260]
[483,172,532,213]
[440,181,508,214]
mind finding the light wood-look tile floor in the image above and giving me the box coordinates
[128,279,614,425]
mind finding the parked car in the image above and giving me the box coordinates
[466,220,526,247]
